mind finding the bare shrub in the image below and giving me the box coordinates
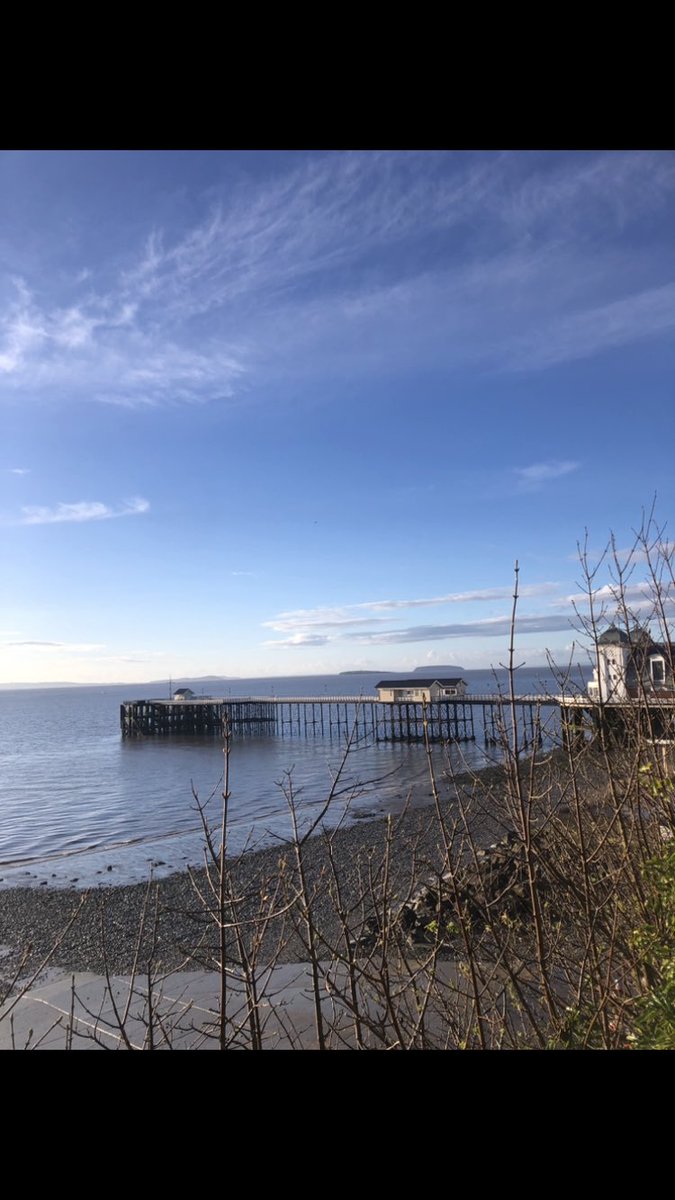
[6,509,675,1048]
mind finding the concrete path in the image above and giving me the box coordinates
[0,959,465,1049]
[0,964,338,1049]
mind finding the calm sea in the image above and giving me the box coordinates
[0,665,590,890]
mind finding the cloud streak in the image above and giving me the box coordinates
[565,582,675,617]
[264,583,561,634]
[515,461,580,491]
[15,497,150,526]
[265,613,576,648]
[503,282,675,372]
[2,640,105,652]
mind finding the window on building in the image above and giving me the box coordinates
[650,657,666,685]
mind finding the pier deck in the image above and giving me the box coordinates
[120,693,563,743]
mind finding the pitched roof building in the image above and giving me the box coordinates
[375,677,467,702]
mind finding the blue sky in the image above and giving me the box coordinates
[1,149,674,684]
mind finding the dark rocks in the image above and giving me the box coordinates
[375,831,556,949]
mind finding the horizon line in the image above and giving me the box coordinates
[0,662,593,691]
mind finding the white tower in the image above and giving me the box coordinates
[588,626,630,702]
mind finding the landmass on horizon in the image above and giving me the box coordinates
[0,665,468,690]
[154,667,468,685]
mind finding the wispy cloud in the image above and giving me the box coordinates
[565,581,675,612]
[3,640,61,646]
[493,152,675,236]
[364,583,561,610]
[264,613,395,634]
[568,541,675,567]
[127,152,673,383]
[503,282,675,372]
[15,497,149,526]
[264,583,561,634]
[2,640,105,652]
[265,612,575,648]
[0,277,246,408]
[263,606,390,633]
[123,153,497,317]
[1,152,673,409]
[348,615,576,645]
[0,278,136,373]
[515,461,580,491]
[5,467,30,475]
[268,633,332,647]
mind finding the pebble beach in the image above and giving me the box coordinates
[1,747,607,994]
[0,780,489,989]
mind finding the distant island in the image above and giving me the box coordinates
[411,665,465,675]
[340,670,391,676]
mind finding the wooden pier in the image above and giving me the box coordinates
[120,693,562,744]
[120,698,278,738]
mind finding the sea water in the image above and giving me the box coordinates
[0,665,590,889]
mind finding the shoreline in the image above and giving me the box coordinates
[0,747,575,989]
[0,795,458,984]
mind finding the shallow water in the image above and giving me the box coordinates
[0,666,587,889]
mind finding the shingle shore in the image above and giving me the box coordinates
[0,786,483,986]
[1,750,592,989]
